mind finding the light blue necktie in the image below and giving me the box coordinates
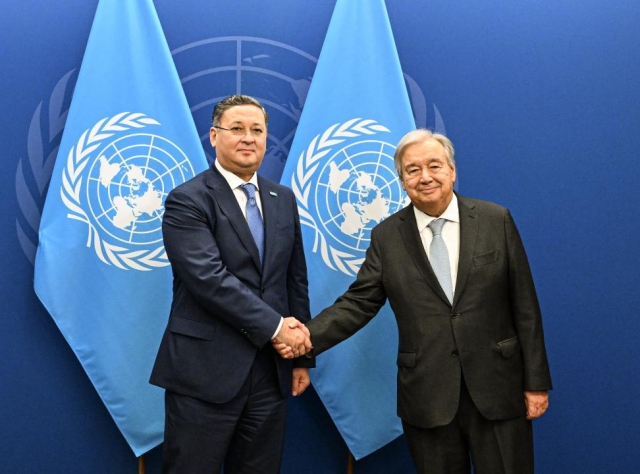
[240,183,264,264]
[428,218,453,304]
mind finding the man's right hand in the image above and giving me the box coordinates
[272,317,312,359]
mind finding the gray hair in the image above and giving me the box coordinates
[211,95,269,127]
[393,129,455,177]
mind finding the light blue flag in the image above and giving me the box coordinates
[280,0,416,460]
[34,0,207,456]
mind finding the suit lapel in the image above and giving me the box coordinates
[453,196,478,306]
[397,205,452,305]
[205,166,262,272]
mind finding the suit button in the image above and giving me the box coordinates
[452,350,459,357]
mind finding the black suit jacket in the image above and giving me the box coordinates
[306,195,551,428]
[150,164,313,403]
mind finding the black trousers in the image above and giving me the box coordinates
[402,379,534,474]
[161,349,287,474]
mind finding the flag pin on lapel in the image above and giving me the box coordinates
[270,191,277,197]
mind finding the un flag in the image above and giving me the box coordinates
[34,0,207,456]
[280,0,416,460]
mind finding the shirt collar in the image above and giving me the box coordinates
[413,193,460,231]
[214,159,259,191]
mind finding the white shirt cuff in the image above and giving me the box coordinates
[271,317,284,340]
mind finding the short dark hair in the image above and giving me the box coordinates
[211,95,269,127]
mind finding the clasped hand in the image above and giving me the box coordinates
[272,317,311,359]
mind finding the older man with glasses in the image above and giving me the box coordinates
[278,129,552,474]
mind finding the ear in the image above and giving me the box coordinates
[209,127,217,148]
[451,164,456,183]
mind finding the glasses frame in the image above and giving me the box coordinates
[212,125,265,137]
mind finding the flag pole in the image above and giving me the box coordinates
[138,454,145,474]
[347,450,354,474]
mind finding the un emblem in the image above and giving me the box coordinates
[292,118,408,276]
[60,112,196,270]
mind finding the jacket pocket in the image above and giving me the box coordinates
[169,317,216,340]
[496,335,520,358]
[473,250,500,266]
[397,352,417,368]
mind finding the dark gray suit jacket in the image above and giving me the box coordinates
[306,195,552,428]
[150,164,313,403]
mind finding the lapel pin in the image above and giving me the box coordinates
[270,191,278,197]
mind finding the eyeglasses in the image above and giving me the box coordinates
[213,125,265,137]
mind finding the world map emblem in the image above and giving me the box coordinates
[292,118,409,276]
[60,112,196,270]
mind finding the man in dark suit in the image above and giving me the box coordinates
[150,95,314,474]
[279,129,552,473]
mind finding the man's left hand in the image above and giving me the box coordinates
[292,368,310,396]
[524,390,549,420]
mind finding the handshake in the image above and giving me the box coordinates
[271,316,312,359]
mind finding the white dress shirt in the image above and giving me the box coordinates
[413,194,461,294]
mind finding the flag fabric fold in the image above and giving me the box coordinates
[280,0,416,460]
[34,0,207,456]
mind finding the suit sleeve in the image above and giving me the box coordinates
[162,187,281,348]
[286,194,315,368]
[306,224,388,355]
[505,210,553,391]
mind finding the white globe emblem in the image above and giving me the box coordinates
[60,112,196,270]
[315,140,406,252]
[86,133,194,245]
[292,118,409,276]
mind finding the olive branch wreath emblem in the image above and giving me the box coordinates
[16,70,76,266]
[60,112,169,271]
[290,118,390,276]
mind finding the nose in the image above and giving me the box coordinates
[419,168,434,182]
[240,130,255,142]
